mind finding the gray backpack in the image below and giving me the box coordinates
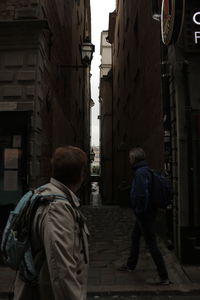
[1,186,73,284]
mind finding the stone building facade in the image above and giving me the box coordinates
[100,0,164,206]
[100,0,200,264]
[99,31,113,204]
[0,0,92,213]
[161,0,200,263]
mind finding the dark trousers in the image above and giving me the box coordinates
[127,216,168,280]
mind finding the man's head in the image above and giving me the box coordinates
[51,146,87,192]
[129,147,146,166]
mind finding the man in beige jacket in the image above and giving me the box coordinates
[14,146,89,300]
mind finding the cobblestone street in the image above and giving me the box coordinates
[0,295,199,300]
[1,205,200,299]
[87,296,200,300]
[81,206,200,296]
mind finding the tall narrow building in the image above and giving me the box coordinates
[100,0,163,206]
[160,0,200,263]
[100,0,200,264]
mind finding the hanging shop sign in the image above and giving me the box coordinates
[161,0,185,45]
[193,11,200,44]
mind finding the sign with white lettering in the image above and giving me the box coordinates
[193,12,200,44]
[193,12,200,25]
[184,1,200,51]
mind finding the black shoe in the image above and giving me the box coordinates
[147,278,172,285]
[117,264,134,272]
[158,279,172,285]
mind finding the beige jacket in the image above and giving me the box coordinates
[14,178,89,300]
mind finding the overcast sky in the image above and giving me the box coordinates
[90,0,116,146]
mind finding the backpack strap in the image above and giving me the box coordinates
[59,193,89,264]
[77,210,89,264]
[32,186,89,265]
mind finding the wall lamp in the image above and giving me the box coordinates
[60,39,95,69]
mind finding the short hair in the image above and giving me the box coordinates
[129,147,146,166]
[51,146,87,186]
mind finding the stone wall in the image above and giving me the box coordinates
[0,0,43,20]
[0,0,92,193]
[109,0,164,205]
[100,75,113,204]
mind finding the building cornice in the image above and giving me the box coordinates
[0,19,49,30]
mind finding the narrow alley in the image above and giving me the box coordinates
[1,205,200,299]
[0,0,200,299]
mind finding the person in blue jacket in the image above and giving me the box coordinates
[118,147,170,285]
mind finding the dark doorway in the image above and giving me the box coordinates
[0,111,29,233]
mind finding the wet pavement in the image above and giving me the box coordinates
[87,296,200,300]
[81,206,200,296]
[0,293,197,300]
[0,205,200,299]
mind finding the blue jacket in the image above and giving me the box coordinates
[130,160,154,216]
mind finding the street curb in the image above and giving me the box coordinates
[1,288,200,299]
[87,288,200,297]
[87,283,200,296]
[0,292,13,299]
